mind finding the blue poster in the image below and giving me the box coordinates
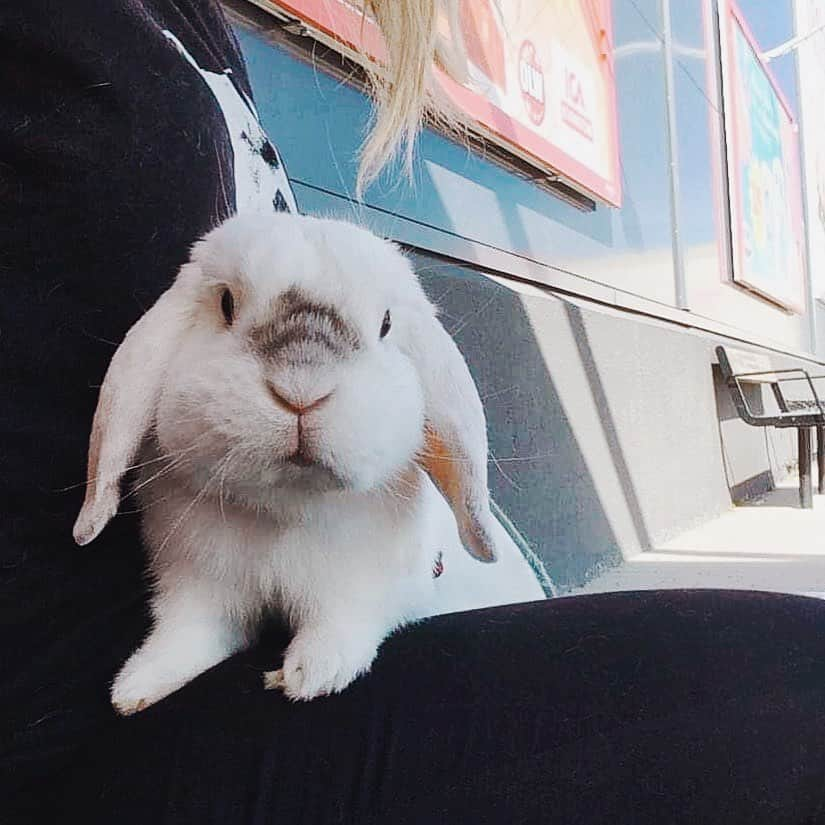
[727,13,804,308]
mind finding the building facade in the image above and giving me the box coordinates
[224,0,821,594]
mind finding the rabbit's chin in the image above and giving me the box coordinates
[173,456,379,517]
[266,460,352,495]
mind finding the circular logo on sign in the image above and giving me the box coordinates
[519,40,545,125]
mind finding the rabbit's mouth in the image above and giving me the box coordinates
[284,422,325,469]
[276,451,346,491]
[286,444,316,468]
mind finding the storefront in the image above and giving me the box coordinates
[224,0,818,593]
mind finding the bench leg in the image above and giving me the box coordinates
[818,426,825,495]
[799,427,813,509]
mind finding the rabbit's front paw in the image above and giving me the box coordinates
[110,637,215,715]
[263,629,379,701]
[111,653,173,716]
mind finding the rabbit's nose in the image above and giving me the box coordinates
[266,382,332,416]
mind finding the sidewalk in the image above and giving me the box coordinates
[572,479,825,599]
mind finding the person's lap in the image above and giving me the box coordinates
[42,589,825,824]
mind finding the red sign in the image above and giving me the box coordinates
[519,41,545,126]
[264,0,622,206]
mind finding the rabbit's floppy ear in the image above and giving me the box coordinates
[73,264,199,546]
[406,310,498,563]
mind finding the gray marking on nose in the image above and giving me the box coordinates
[250,287,360,362]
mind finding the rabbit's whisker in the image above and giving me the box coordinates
[488,450,522,491]
[57,449,195,492]
[380,478,416,502]
[479,384,519,402]
[447,294,497,339]
[217,445,241,524]
[122,454,189,501]
[417,450,556,465]
[488,453,555,463]
[152,453,233,561]
[121,439,210,501]
[416,451,472,464]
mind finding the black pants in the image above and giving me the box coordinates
[32,590,825,824]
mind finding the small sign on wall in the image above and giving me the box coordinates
[719,0,807,311]
[260,0,622,207]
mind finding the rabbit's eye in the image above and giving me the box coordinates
[220,288,235,326]
[380,309,391,339]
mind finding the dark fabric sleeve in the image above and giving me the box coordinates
[0,0,250,800]
[41,590,825,825]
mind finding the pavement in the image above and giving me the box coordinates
[571,478,825,599]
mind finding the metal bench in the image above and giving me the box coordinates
[716,345,825,508]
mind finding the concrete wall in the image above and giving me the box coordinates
[416,252,802,593]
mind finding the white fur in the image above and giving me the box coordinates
[75,214,541,714]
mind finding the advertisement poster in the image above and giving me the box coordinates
[720,1,806,310]
[264,0,621,206]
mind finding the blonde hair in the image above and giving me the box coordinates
[356,0,466,195]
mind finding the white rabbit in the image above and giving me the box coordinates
[73,213,540,715]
